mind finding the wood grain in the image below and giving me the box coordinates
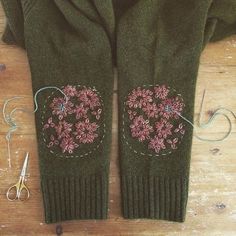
[0,5,236,236]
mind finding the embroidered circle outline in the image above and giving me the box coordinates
[122,84,186,157]
[41,85,106,159]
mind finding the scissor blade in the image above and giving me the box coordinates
[20,152,29,177]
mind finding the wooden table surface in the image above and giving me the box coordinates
[0,5,236,236]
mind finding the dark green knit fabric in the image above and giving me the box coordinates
[1,0,115,223]
[1,0,25,47]
[115,0,236,222]
[1,0,236,224]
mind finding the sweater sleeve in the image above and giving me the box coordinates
[203,0,236,48]
[1,0,25,48]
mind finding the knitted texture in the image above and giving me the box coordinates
[114,0,236,222]
[0,0,25,47]
[1,0,236,223]
[1,0,115,223]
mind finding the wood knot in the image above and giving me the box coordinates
[56,224,63,236]
[0,63,6,72]
[210,148,220,155]
[215,203,226,210]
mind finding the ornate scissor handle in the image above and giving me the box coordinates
[18,183,30,201]
[6,184,19,201]
[6,181,30,201]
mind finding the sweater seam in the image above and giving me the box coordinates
[23,0,38,25]
[1,0,18,43]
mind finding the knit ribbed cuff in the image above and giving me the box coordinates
[41,174,108,224]
[121,175,189,222]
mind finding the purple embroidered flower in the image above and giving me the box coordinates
[126,87,153,109]
[75,119,99,144]
[158,97,184,119]
[50,97,74,120]
[63,85,77,97]
[154,85,169,99]
[74,104,88,119]
[60,137,78,154]
[148,136,166,153]
[155,119,173,138]
[55,120,73,140]
[43,117,55,130]
[142,103,158,118]
[47,135,59,148]
[130,115,153,142]
[77,88,101,109]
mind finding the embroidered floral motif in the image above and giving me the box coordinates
[154,85,169,99]
[74,119,99,144]
[158,97,184,120]
[60,137,78,154]
[50,97,74,120]
[42,85,103,155]
[77,88,101,109]
[130,115,154,142]
[125,84,186,155]
[155,119,173,139]
[126,87,153,109]
[148,136,166,153]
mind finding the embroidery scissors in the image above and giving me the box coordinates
[6,152,30,201]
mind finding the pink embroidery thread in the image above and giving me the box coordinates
[130,115,154,142]
[42,85,103,154]
[125,84,186,155]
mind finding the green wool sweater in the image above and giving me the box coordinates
[1,0,236,223]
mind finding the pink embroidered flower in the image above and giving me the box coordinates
[43,117,55,130]
[50,97,74,120]
[43,85,103,155]
[127,110,137,120]
[148,136,166,153]
[63,85,77,97]
[154,85,169,99]
[126,87,153,109]
[74,119,99,144]
[77,88,101,109]
[167,138,179,149]
[142,103,158,118]
[158,97,184,119]
[171,97,185,115]
[174,123,185,135]
[74,104,88,119]
[155,119,173,138]
[47,135,59,148]
[55,120,73,140]
[125,84,186,155]
[91,108,102,120]
[60,137,78,154]
[130,115,153,142]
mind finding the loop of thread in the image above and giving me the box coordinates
[33,86,68,113]
[168,90,235,142]
[3,97,24,168]
[2,86,67,169]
